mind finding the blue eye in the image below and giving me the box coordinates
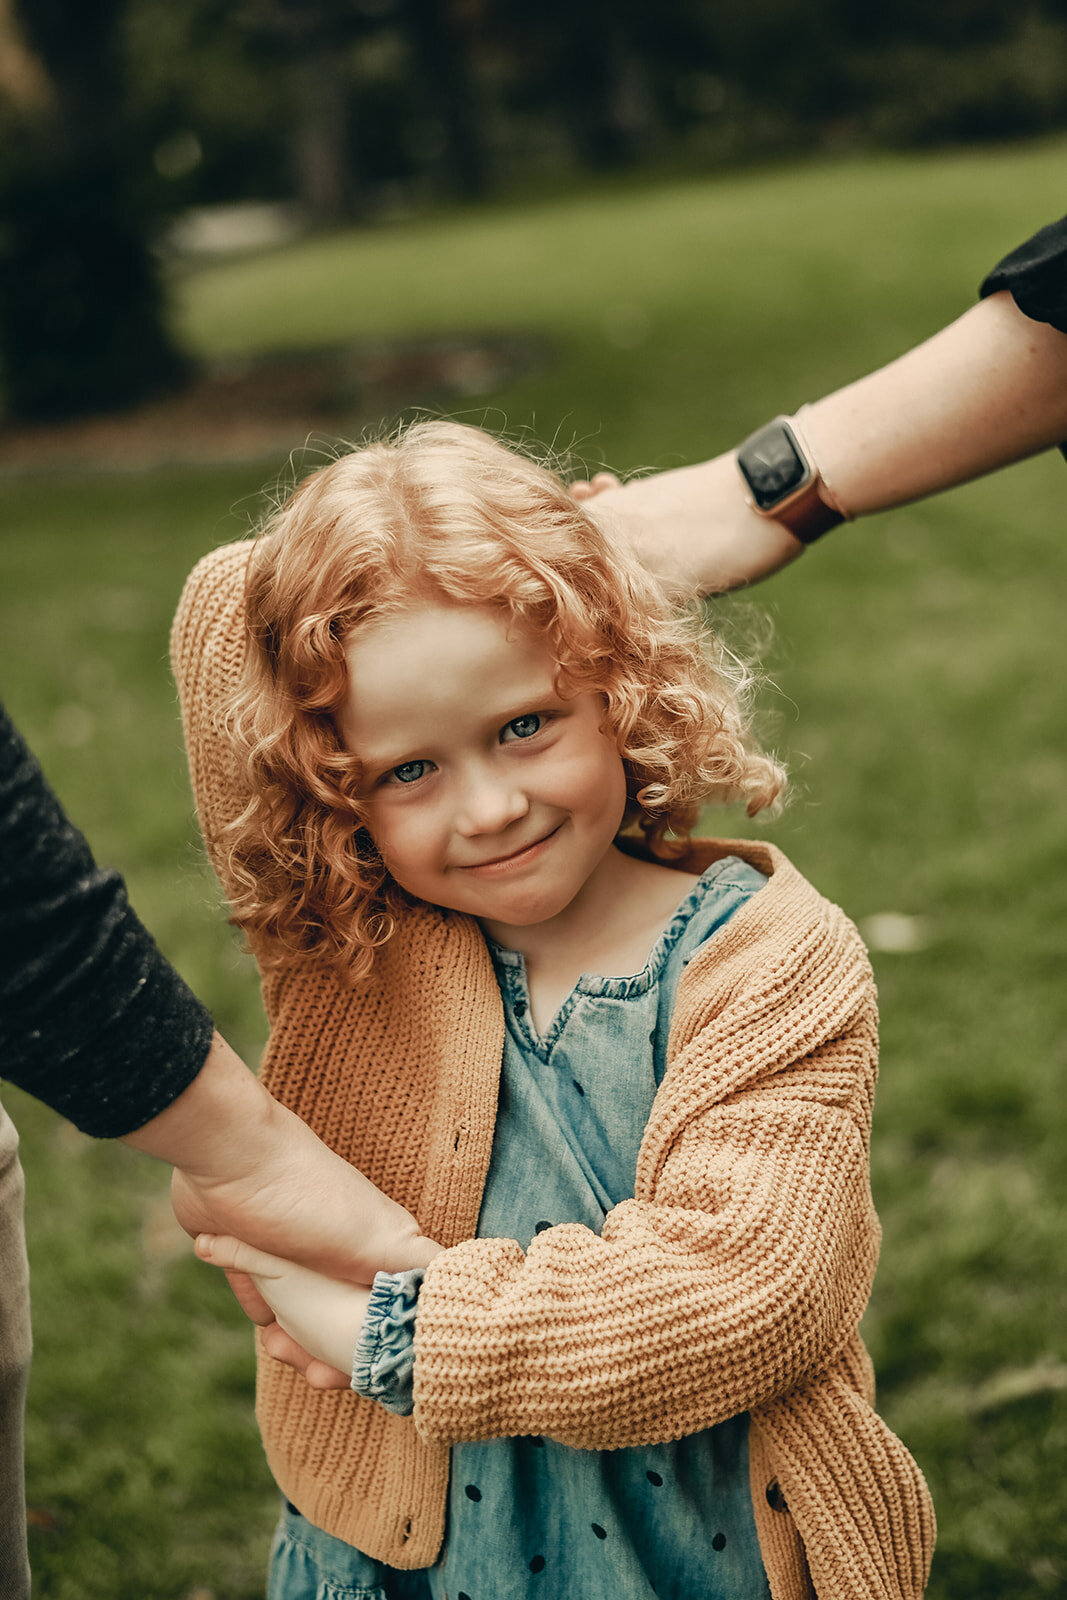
[391,760,429,784]
[503,714,542,741]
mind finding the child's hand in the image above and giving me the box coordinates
[196,1234,372,1384]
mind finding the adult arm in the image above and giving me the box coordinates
[579,223,1067,596]
[0,703,437,1300]
[0,699,212,1131]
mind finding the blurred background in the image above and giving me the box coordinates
[1,2,1065,1597]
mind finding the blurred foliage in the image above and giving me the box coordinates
[3,0,1067,422]
[114,0,1067,213]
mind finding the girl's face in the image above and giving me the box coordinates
[339,602,628,939]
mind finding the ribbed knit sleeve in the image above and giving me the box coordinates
[169,541,255,890]
[0,701,214,1136]
[413,858,881,1453]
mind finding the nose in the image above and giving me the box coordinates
[453,760,530,838]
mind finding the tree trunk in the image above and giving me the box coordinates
[402,0,489,199]
[293,40,362,223]
[0,0,187,422]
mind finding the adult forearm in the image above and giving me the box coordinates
[119,1030,276,1169]
[589,290,1067,597]
[800,291,1067,516]
[125,1032,441,1283]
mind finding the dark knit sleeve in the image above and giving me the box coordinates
[0,702,214,1137]
[979,215,1067,333]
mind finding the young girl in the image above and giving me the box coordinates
[172,420,934,1600]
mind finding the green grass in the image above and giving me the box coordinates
[3,137,1066,1597]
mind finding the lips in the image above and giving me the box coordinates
[459,824,561,873]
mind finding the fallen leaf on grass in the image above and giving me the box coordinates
[858,912,931,954]
[26,1505,62,1532]
[974,1358,1067,1413]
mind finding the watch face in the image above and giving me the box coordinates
[737,422,810,511]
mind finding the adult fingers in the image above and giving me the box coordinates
[570,471,621,501]
[259,1321,351,1389]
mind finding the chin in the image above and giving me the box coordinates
[477,886,576,927]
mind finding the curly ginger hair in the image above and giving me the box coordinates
[222,420,784,979]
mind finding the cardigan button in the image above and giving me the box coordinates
[765,1479,788,1513]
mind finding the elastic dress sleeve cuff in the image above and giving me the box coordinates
[350,1268,423,1416]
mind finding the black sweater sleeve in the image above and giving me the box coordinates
[979,214,1067,334]
[0,702,214,1137]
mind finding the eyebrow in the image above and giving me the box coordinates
[358,681,564,774]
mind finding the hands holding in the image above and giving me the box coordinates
[171,1130,437,1385]
[123,1033,440,1382]
[195,1234,371,1389]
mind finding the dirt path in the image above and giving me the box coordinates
[0,334,547,472]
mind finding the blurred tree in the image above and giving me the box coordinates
[235,0,490,217]
[702,0,1067,150]
[488,0,660,171]
[0,0,188,421]
[124,0,294,211]
[399,0,489,197]
[238,0,371,222]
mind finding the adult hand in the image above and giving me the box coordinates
[124,1033,441,1330]
[573,294,1067,599]
[572,454,804,597]
[168,1112,439,1285]
[169,1120,439,1329]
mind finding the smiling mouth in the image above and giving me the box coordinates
[460,825,562,874]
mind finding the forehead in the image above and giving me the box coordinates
[339,602,557,757]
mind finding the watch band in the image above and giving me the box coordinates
[736,411,851,545]
[772,478,846,544]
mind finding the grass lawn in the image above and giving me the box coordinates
[3,137,1065,1598]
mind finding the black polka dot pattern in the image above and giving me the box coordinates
[444,868,773,1598]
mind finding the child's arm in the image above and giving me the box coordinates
[195,1234,372,1378]
[412,888,881,1453]
[197,901,878,1434]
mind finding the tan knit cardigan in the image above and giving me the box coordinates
[172,542,934,1600]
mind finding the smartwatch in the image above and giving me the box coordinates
[735,414,850,544]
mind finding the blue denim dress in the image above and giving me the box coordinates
[270,857,771,1600]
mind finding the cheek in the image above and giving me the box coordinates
[603,750,629,826]
[563,735,628,825]
[363,805,438,890]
